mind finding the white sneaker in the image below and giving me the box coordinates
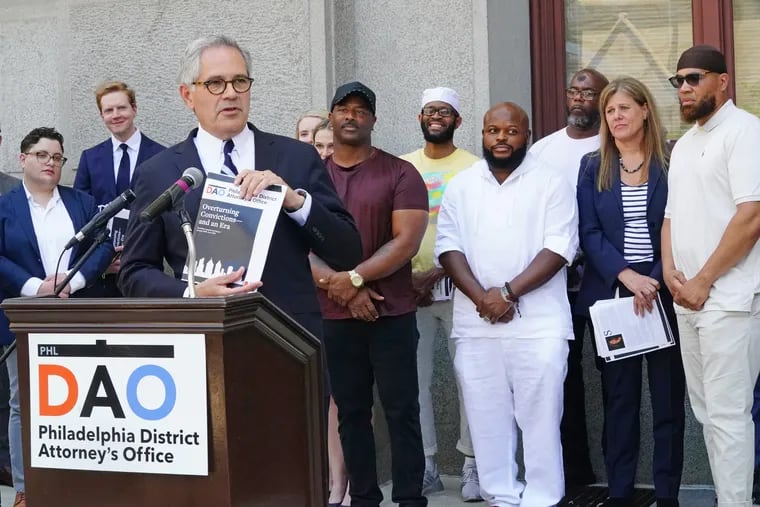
[461,461,483,502]
[421,469,445,496]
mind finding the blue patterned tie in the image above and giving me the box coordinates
[116,143,130,194]
[223,139,238,176]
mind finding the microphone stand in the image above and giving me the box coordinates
[0,229,111,366]
[178,208,197,298]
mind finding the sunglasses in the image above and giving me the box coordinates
[668,71,715,88]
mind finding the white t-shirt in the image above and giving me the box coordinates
[529,127,600,189]
[665,100,760,313]
[434,154,578,340]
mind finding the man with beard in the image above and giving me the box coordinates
[399,87,480,500]
[435,102,578,506]
[529,68,608,489]
[311,81,429,507]
[663,45,760,505]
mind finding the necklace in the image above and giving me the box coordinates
[619,156,644,174]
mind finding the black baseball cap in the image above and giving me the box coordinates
[331,81,376,115]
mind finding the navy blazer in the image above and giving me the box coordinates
[118,124,362,338]
[74,133,165,206]
[575,152,671,317]
[0,185,115,344]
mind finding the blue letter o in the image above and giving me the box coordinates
[126,365,176,420]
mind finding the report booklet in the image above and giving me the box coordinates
[108,209,130,247]
[589,294,675,362]
[182,173,284,286]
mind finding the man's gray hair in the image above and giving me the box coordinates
[177,35,252,85]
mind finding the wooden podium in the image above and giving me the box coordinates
[3,293,326,507]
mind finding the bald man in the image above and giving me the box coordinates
[435,102,579,506]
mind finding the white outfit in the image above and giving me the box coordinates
[434,154,578,506]
[666,99,760,506]
[528,127,599,190]
[435,156,578,340]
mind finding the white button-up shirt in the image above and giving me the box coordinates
[193,125,311,225]
[20,185,86,296]
[434,154,578,340]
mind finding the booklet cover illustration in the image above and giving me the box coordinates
[182,173,284,285]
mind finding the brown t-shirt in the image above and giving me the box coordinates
[320,148,429,320]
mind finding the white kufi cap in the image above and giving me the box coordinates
[420,87,460,113]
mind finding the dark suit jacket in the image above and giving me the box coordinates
[118,124,362,337]
[74,133,165,206]
[575,152,671,317]
[0,172,20,196]
[0,185,115,345]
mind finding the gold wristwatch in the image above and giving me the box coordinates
[348,269,364,288]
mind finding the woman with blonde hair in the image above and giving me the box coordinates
[575,76,685,506]
[295,109,329,143]
[312,119,334,160]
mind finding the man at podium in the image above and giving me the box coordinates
[119,35,361,340]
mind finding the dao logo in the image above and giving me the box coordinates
[204,184,226,196]
[37,340,177,421]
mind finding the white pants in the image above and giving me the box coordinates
[416,300,474,457]
[454,337,568,507]
[677,296,760,507]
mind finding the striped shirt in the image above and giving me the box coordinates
[621,182,653,263]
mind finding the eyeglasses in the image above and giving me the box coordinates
[566,88,598,101]
[668,71,714,88]
[421,106,457,118]
[25,151,67,167]
[191,76,254,95]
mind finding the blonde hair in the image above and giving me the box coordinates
[295,109,329,139]
[95,81,136,112]
[311,119,331,142]
[596,77,667,191]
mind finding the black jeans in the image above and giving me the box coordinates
[324,313,427,507]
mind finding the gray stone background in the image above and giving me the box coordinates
[0,0,711,486]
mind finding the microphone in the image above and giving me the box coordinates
[64,189,136,250]
[139,167,204,223]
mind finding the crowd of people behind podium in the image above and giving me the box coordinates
[0,37,759,507]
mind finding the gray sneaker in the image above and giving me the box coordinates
[461,461,483,502]
[421,469,445,496]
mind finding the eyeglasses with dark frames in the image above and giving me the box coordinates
[191,76,254,95]
[25,151,67,167]
[668,71,715,88]
[565,88,598,101]
[421,106,457,118]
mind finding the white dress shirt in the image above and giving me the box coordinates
[435,154,578,340]
[193,125,312,225]
[20,185,86,296]
[112,129,142,183]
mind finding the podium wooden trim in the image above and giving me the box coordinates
[3,293,326,507]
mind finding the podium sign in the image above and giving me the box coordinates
[3,294,327,507]
[28,333,208,475]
